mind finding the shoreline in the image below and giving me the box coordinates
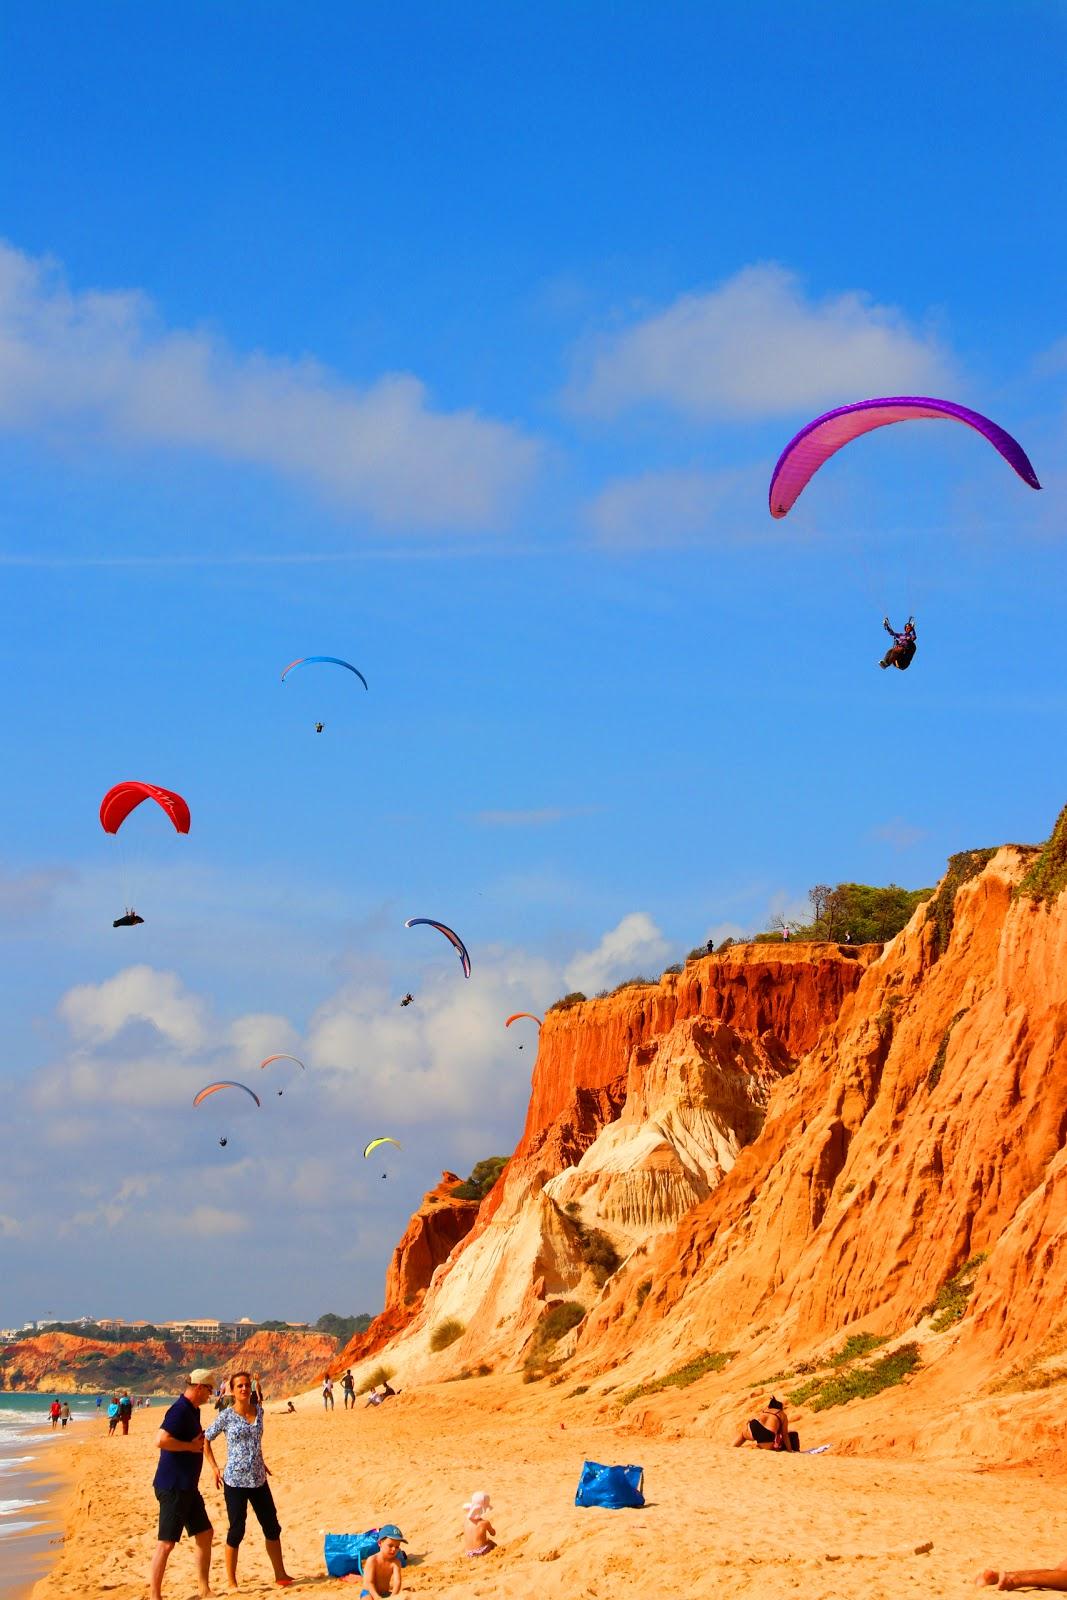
[3,1448,70,1600]
[25,1377,1067,1600]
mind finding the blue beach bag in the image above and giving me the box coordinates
[324,1531,409,1578]
[574,1460,645,1509]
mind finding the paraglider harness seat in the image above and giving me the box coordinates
[880,617,916,671]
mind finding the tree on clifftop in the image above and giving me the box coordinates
[758,881,932,945]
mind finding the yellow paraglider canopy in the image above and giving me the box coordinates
[363,1136,401,1160]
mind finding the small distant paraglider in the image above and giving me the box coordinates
[258,1054,306,1097]
[281,657,368,735]
[112,910,144,928]
[404,918,471,978]
[400,993,414,1008]
[193,1081,261,1150]
[506,1012,542,1052]
[364,1136,401,1179]
[768,396,1041,519]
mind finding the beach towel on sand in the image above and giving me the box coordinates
[324,1533,408,1577]
[575,1461,645,1509]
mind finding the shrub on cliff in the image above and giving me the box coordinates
[924,1254,987,1331]
[1016,801,1067,903]
[925,852,997,958]
[357,1364,394,1394]
[450,1155,509,1201]
[523,1300,586,1381]
[546,991,586,1012]
[429,1319,465,1352]
[563,1211,621,1286]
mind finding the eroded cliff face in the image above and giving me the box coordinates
[333,1173,480,1373]
[338,946,876,1384]
[341,835,1067,1465]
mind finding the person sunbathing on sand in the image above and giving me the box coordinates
[359,1526,405,1597]
[979,1558,1067,1590]
[733,1394,796,1450]
[462,1491,496,1557]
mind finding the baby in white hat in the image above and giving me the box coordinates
[462,1491,496,1557]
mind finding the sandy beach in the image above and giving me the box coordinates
[27,1376,1067,1600]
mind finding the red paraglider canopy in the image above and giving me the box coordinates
[100,782,191,836]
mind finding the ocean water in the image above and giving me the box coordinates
[0,1393,105,1597]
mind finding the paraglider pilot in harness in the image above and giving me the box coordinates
[880,615,916,671]
[113,909,144,928]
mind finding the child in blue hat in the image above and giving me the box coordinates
[359,1526,405,1597]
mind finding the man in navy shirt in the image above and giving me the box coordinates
[150,1368,215,1600]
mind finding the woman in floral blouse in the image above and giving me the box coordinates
[204,1372,294,1588]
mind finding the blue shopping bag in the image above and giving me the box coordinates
[324,1531,409,1578]
[574,1460,645,1509]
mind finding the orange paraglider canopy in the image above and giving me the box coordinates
[505,1013,542,1029]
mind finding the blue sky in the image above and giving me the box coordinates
[1,2,1064,1328]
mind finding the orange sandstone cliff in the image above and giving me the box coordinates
[337,812,1067,1467]
[337,945,877,1376]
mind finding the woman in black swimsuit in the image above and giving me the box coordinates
[733,1395,795,1450]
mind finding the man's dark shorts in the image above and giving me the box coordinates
[155,1487,212,1543]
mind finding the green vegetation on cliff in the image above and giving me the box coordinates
[1016,801,1067,903]
[758,881,932,945]
[450,1155,509,1201]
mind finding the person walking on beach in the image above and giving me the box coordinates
[61,1402,71,1428]
[341,1369,355,1409]
[150,1368,215,1600]
[49,1398,61,1430]
[119,1390,133,1435]
[204,1370,294,1590]
[321,1374,334,1411]
[107,1396,121,1435]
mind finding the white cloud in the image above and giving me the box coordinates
[568,263,950,421]
[227,1012,301,1068]
[586,465,760,547]
[0,240,539,529]
[564,912,669,995]
[58,965,208,1052]
[306,950,558,1121]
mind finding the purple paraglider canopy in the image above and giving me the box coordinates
[768,396,1041,519]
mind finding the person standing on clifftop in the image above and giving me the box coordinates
[150,1368,214,1600]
